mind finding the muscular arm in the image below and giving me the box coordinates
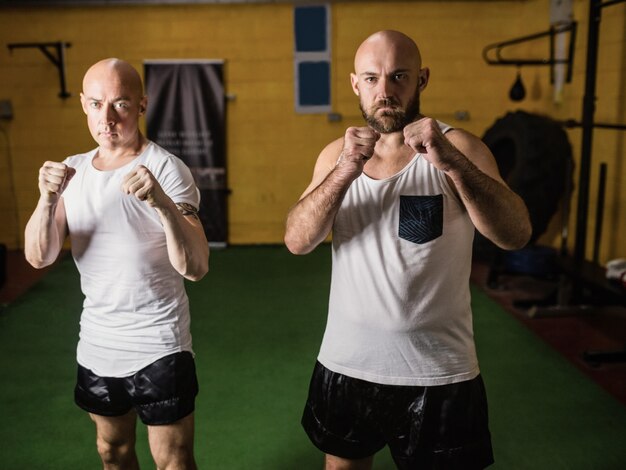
[404,118,532,250]
[123,165,209,281]
[446,130,531,249]
[284,144,354,255]
[24,161,74,268]
[24,198,68,268]
[284,128,379,255]
[154,200,209,281]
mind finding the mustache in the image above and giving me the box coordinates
[372,98,402,111]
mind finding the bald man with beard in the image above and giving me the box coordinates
[285,31,531,469]
[25,58,208,469]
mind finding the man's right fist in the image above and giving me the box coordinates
[38,161,76,203]
[340,127,380,164]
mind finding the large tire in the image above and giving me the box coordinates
[481,110,574,245]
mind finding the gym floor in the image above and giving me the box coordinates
[0,249,54,306]
[2,248,624,407]
[1,245,625,469]
[470,263,626,407]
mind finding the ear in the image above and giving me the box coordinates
[139,95,148,116]
[418,67,430,92]
[79,93,88,115]
[350,73,359,96]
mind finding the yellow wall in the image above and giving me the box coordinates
[0,1,624,263]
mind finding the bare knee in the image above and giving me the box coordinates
[152,441,196,470]
[148,414,197,470]
[95,434,137,468]
[325,453,374,470]
[89,412,139,469]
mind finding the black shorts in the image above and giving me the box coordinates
[74,351,199,425]
[302,361,494,469]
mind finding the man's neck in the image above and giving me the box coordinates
[376,131,406,154]
[94,134,148,170]
[373,113,425,156]
[363,131,417,180]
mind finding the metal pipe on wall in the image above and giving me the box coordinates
[573,0,626,266]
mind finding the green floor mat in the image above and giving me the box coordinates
[1,245,625,469]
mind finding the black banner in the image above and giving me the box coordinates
[144,60,227,245]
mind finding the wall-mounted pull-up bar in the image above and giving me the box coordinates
[7,41,72,99]
[560,119,626,131]
[482,22,577,84]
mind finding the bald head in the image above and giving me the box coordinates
[82,58,144,98]
[80,58,148,151]
[350,30,428,133]
[354,30,422,72]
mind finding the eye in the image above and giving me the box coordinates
[89,101,101,109]
[114,102,129,110]
[364,76,377,84]
[393,73,407,81]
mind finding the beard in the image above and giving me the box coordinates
[360,89,421,134]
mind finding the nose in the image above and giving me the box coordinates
[100,105,117,126]
[377,77,393,99]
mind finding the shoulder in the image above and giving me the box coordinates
[142,143,198,202]
[143,141,192,176]
[143,141,177,164]
[296,135,344,200]
[445,128,503,182]
[445,127,492,158]
[316,136,344,171]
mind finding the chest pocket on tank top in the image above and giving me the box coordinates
[398,195,443,244]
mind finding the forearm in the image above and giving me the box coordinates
[24,199,64,268]
[285,165,356,255]
[448,157,531,250]
[155,200,209,281]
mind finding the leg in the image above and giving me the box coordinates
[325,453,374,470]
[302,363,385,467]
[147,412,197,470]
[388,376,494,470]
[89,410,139,470]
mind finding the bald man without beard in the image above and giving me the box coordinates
[25,58,209,470]
[285,31,531,469]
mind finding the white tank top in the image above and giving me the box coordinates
[318,123,479,386]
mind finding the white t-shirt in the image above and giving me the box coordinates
[62,141,200,377]
[318,123,480,386]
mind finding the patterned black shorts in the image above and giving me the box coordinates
[74,351,199,425]
[302,361,494,469]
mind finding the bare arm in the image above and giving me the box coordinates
[154,201,209,281]
[24,161,74,268]
[404,117,532,250]
[122,165,209,281]
[284,127,380,255]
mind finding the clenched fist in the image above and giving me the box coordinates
[122,165,167,208]
[38,161,76,204]
[403,117,462,172]
[336,127,380,178]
